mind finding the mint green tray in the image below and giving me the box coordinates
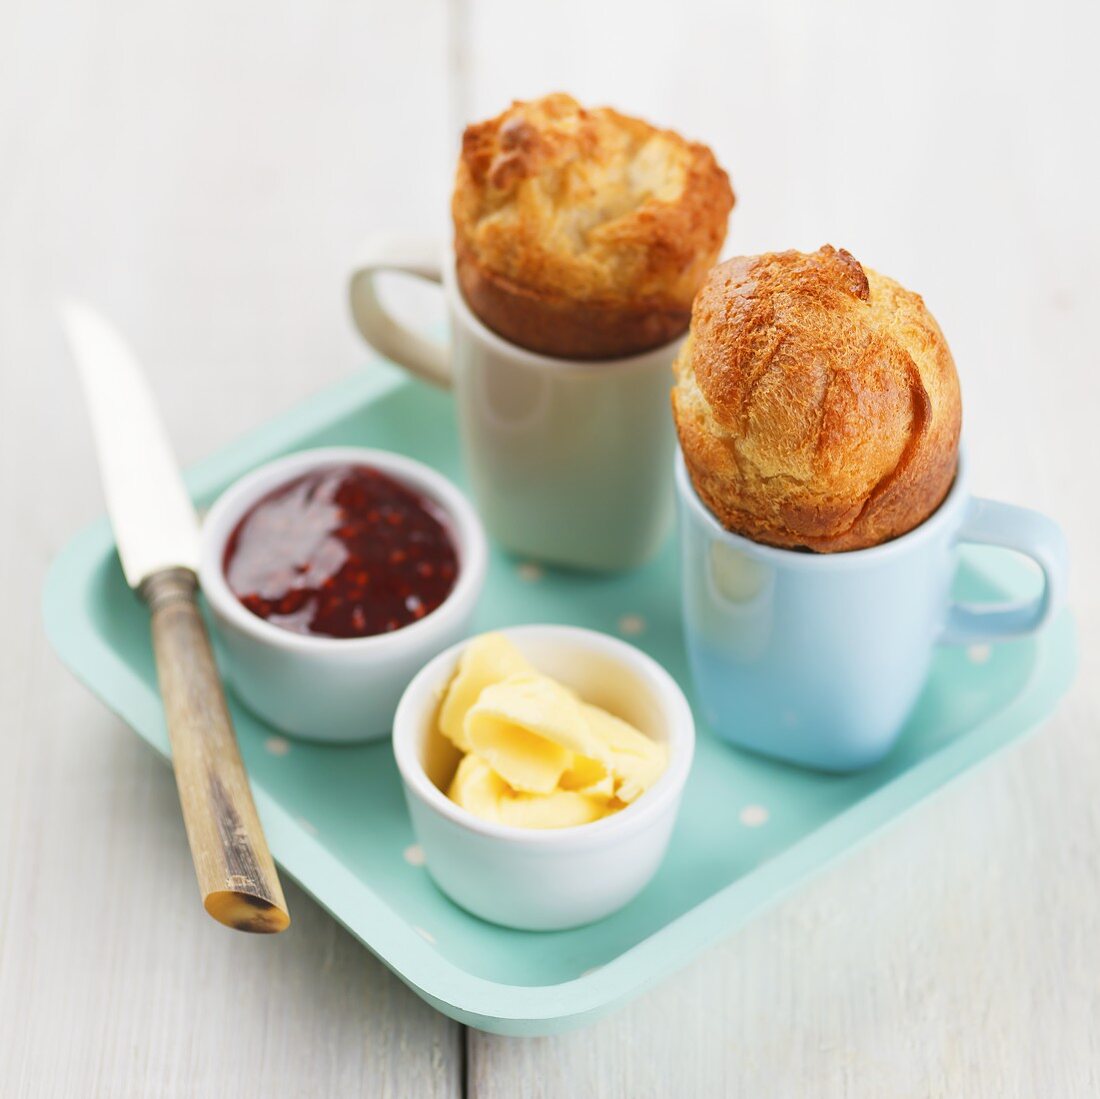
[43,362,1076,1036]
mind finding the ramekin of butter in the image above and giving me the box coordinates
[199,447,487,742]
[393,626,695,930]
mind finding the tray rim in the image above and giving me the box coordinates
[42,362,1078,1034]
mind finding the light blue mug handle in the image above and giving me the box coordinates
[941,498,1069,645]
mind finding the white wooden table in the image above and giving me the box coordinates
[2,1,1098,1094]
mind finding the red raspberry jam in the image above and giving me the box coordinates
[223,463,459,639]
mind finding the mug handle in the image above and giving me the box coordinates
[349,236,452,389]
[940,497,1069,645]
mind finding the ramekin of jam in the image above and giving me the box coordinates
[199,448,487,742]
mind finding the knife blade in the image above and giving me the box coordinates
[61,300,290,934]
[60,301,200,587]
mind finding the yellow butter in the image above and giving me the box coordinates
[583,704,668,804]
[498,787,611,829]
[447,753,510,821]
[439,633,533,751]
[439,633,667,829]
[465,673,607,794]
[559,754,611,794]
[448,755,612,829]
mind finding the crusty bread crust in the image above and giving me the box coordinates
[452,93,734,360]
[672,246,962,552]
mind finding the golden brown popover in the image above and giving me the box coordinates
[672,246,962,552]
[452,93,734,360]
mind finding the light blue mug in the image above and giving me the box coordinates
[675,451,1069,771]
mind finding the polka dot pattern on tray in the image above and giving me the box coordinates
[739,804,769,827]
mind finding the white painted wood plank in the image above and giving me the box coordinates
[470,676,1100,1097]
[0,2,462,1095]
[3,0,1099,1093]
[464,0,1100,1093]
[0,692,463,1099]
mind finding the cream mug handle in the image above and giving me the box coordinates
[349,236,452,389]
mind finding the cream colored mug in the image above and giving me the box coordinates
[349,237,681,571]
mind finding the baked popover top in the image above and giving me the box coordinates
[452,93,734,359]
[672,246,962,552]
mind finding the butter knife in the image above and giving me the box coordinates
[61,301,290,933]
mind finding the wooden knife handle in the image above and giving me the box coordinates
[142,567,290,933]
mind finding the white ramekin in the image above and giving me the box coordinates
[392,625,695,931]
[199,447,488,742]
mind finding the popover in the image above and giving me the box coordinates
[672,246,962,552]
[452,93,734,360]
